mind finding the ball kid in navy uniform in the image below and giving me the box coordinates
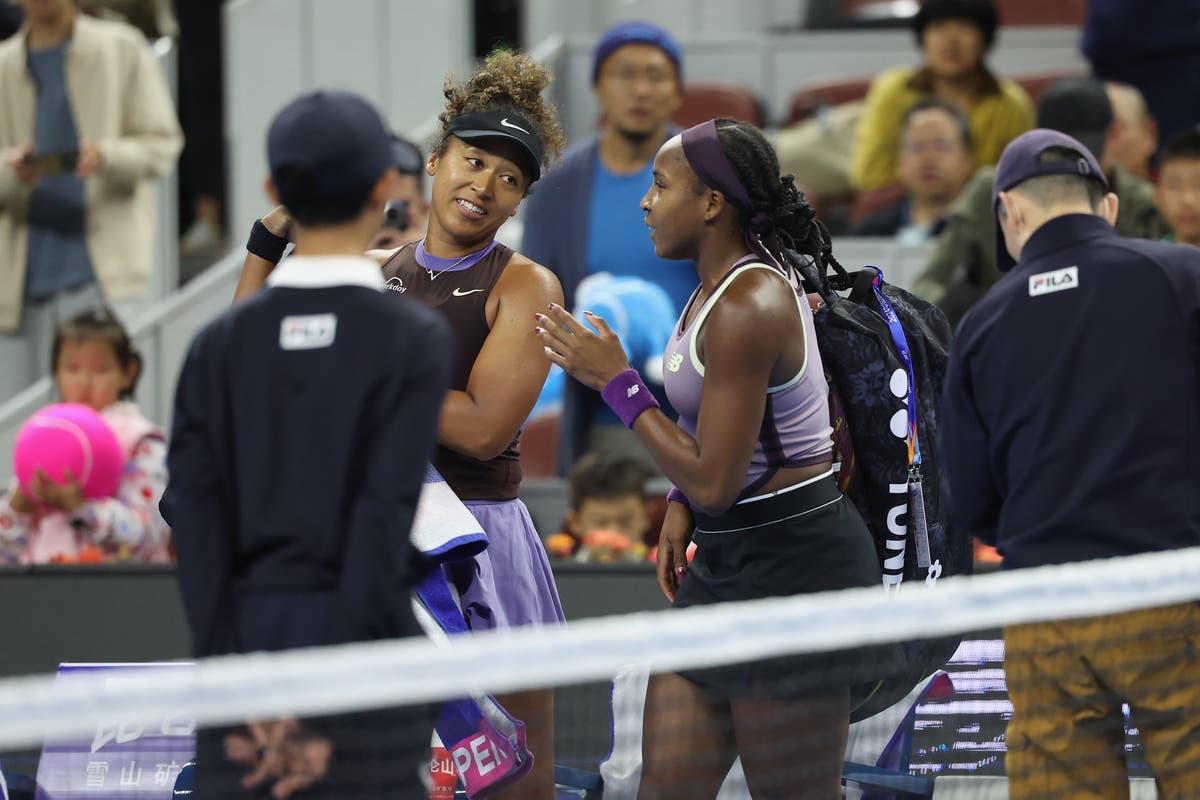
[232,52,569,800]
[162,90,451,799]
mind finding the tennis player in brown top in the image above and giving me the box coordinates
[234,52,568,800]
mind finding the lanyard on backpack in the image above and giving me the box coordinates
[870,268,932,569]
[871,270,921,466]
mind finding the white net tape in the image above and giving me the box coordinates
[2,546,1199,749]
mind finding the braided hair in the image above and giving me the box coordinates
[711,117,846,283]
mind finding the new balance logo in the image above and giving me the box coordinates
[1029,266,1078,297]
[500,117,530,135]
[452,287,485,297]
[626,384,640,399]
[666,353,684,373]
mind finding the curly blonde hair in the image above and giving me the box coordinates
[437,51,566,174]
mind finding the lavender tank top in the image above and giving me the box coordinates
[661,260,833,496]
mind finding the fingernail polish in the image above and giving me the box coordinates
[548,303,558,311]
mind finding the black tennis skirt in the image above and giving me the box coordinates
[672,473,904,698]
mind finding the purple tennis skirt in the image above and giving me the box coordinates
[446,498,566,630]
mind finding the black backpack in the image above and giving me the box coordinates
[792,251,972,722]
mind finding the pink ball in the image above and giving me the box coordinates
[13,403,125,500]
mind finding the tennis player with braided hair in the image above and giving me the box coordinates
[234,52,567,800]
[537,118,887,799]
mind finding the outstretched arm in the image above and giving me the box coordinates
[540,269,794,515]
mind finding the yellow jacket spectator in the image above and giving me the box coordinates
[850,0,1033,190]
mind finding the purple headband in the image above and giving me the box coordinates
[679,120,769,234]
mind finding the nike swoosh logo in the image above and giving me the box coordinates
[452,287,485,296]
[500,117,531,135]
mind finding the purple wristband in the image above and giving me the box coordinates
[601,369,659,428]
[666,486,690,509]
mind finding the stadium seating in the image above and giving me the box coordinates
[673,82,767,128]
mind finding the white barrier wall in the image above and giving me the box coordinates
[224,0,473,235]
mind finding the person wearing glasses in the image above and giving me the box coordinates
[369,135,431,251]
[521,20,692,476]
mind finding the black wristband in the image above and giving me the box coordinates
[246,219,288,263]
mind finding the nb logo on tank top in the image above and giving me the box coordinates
[666,353,684,373]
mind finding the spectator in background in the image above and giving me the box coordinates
[850,0,1032,191]
[368,135,430,251]
[545,452,654,561]
[850,97,974,242]
[174,0,224,258]
[1155,127,1200,250]
[0,0,183,402]
[1104,82,1157,181]
[521,20,690,475]
[0,307,170,565]
[912,77,1165,325]
[1084,0,1200,149]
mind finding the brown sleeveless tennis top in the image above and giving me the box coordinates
[380,242,521,500]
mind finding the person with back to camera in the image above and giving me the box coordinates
[941,128,1200,797]
[536,117,896,799]
[162,89,452,799]
[231,52,568,800]
[0,306,169,564]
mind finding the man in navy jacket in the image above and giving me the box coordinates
[941,129,1200,796]
[161,90,451,799]
[520,21,688,475]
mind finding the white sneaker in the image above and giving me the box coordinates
[180,218,224,256]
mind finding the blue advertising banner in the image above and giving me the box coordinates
[35,663,195,799]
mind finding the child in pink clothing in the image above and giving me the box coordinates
[0,308,170,564]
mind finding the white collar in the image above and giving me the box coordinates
[266,255,383,291]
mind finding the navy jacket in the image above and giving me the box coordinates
[161,257,452,657]
[941,214,1200,569]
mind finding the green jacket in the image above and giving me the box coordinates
[913,165,1168,322]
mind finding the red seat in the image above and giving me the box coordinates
[848,182,907,228]
[784,77,874,126]
[672,82,765,128]
[992,0,1085,26]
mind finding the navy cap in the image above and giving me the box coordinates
[591,20,683,85]
[992,128,1108,272]
[446,109,544,183]
[267,90,393,205]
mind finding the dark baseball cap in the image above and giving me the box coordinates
[991,128,1108,272]
[267,90,393,209]
[1035,77,1113,162]
[446,109,544,183]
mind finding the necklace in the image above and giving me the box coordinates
[425,254,470,281]
[416,239,499,281]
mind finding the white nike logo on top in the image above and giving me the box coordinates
[500,117,530,135]
[453,287,485,296]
